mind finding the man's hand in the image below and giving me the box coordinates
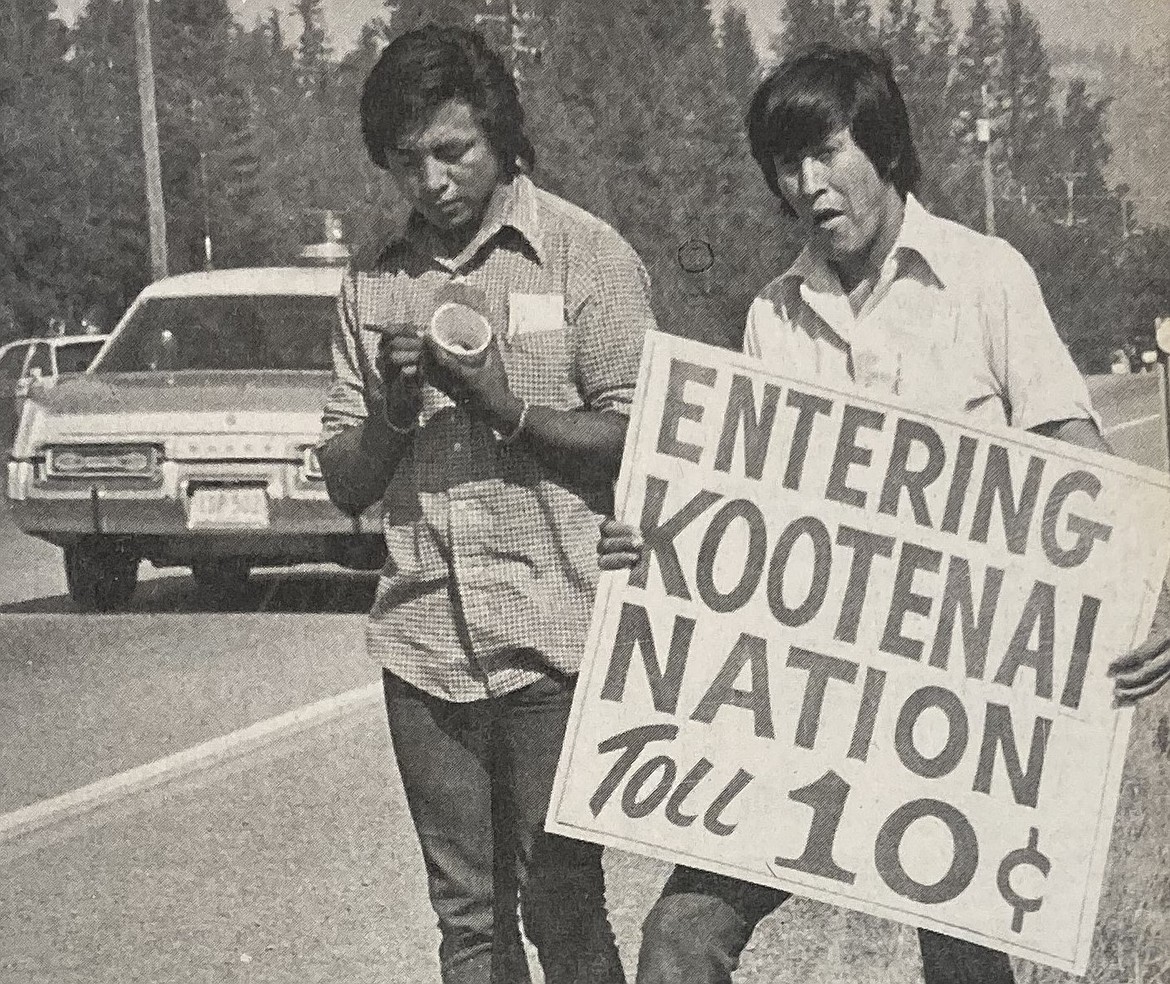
[1110,589,1170,705]
[423,334,522,433]
[376,328,424,429]
[1036,417,1170,705]
[1109,639,1170,705]
[598,517,642,570]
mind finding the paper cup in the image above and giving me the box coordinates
[428,302,493,364]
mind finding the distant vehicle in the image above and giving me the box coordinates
[0,335,111,445]
[6,267,383,611]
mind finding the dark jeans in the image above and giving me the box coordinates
[637,867,1015,984]
[383,670,626,984]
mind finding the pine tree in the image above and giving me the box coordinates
[951,0,1000,147]
[1042,79,1112,224]
[912,0,960,208]
[264,8,284,52]
[838,0,874,45]
[632,0,714,54]
[151,0,282,271]
[771,0,841,60]
[920,0,956,125]
[881,0,923,81]
[997,0,1053,201]
[385,0,480,36]
[68,0,154,318]
[292,0,329,91]
[720,6,759,109]
[528,0,795,347]
[0,0,89,335]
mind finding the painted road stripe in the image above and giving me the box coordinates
[0,682,381,843]
[1104,413,1162,436]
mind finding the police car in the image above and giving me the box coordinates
[6,267,383,610]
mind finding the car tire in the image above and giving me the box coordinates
[64,542,140,612]
[191,559,251,601]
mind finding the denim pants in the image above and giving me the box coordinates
[637,867,1015,984]
[383,670,626,984]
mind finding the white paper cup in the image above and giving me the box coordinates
[428,303,493,364]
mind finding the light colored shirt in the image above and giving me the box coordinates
[320,176,656,702]
[743,194,1098,431]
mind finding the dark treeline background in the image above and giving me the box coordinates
[3,0,1168,370]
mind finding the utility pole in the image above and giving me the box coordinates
[133,0,168,280]
[1116,183,1131,240]
[475,0,517,80]
[199,150,213,270]
[475,0,540,83]
[977,84,995,237]
[1058,171,1086,227]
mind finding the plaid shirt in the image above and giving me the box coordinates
[320,176,656,701]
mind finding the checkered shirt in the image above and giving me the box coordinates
[320,176,656,701]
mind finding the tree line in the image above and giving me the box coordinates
[2,0,1167,369]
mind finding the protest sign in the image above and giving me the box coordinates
[548,330,1170,974]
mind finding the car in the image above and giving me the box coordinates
[0,334,111,445]
[6,267,383,611]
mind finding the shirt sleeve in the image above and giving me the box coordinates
[568,232,657,414]
[990,243,1101,434]
[319,271,377,446]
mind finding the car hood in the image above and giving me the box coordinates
[14,370,335,456]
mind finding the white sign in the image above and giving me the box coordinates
[548,331,1170,975]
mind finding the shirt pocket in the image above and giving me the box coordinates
[504,326,579,409]
[894,299,1003,423]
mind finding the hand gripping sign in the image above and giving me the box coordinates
[547,331,1170,975]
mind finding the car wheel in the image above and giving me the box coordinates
[63,542,140,612]
[191,559,251,600]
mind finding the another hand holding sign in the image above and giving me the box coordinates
[1108,613,1170,704]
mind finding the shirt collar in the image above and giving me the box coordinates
[891,193,951,287]
[778,192,950,298]
[399,174,545,271]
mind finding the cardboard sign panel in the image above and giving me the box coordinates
[548,331,1170,975]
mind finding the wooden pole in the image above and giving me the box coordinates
[133,0,168,280]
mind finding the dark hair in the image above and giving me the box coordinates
[360,25,535,177]
[746,45,920,215]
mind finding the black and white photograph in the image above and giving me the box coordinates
[2,0,1169,981]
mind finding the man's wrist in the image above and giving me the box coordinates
[498,398,530,445]
[486,392,526,436]
[382,378,421,435]
[382,397,419,436]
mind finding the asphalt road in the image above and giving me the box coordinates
[0,371,1166,983]
[0,504,671,984]
[0,497,920,984]
[1089,371,1169,470]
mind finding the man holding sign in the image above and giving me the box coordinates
[593,45,1170,983]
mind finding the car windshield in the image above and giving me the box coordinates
[56,340,106,374]
[95,295,337,372]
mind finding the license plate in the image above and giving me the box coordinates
[187,486,270,529]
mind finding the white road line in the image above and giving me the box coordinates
[0,681,381,844]
[1104,413,1162,435]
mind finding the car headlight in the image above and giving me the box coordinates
[299,446,324,481]
[45,443,163,479]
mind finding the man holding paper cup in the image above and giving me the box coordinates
[316,24,655,984]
